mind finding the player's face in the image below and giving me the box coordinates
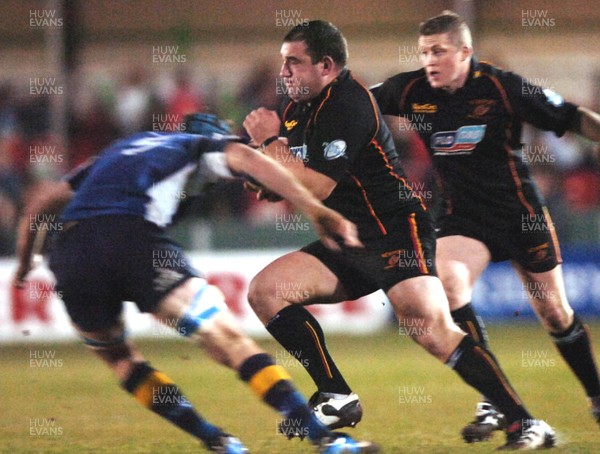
[280,41,325,103]
[418,32,470,93]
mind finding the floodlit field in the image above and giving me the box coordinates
[1,322,599,453]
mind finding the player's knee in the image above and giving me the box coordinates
[247,273,276,313]
[539,305,572,332]
[438,273,469,309]
[176,282,228,338]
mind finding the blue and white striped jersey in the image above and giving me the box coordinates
[61,132,232,227]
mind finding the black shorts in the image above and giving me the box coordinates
[301,210,437,301]
[437,206,561,273]
[48,215,200,332]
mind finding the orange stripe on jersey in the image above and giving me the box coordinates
[304,321,333,379]
[370,139,427,211]
[542,206,562,263]
[485,74,536,216]
[408,212,429,274]
[311,85,334,128]
[399,75,427,112]
[348,173,387,235]
[351,74,381,143]
[282,100,294,122]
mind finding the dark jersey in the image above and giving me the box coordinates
[61,132,230,227]
[280,69,423,239]
[373,58,579,225]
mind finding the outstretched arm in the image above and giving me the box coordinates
[224,142,362,250]
[14,180,73,286]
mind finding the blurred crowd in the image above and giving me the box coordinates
[1,64,599,255]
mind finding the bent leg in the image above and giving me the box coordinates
[516,264,600,403]
[155,276,334,444]
[387,276,533,426]
[248,251,354,396]
[76,321,228,449]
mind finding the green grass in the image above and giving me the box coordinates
[1,322,599,453]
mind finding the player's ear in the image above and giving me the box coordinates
[460,45,473,61]
[321,56,335,75]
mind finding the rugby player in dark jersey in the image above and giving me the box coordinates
[244,19,556,450]
[12,114,379,454]
[372,9,600,446]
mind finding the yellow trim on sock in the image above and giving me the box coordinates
[249,365,291,398]
[133,371,175,408]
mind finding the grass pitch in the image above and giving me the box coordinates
[1,321,599,453]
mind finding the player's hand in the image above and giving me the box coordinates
[308,206,363,251]
[243,108,281,145]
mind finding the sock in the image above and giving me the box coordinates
[451,303,489,347]
[451,303,493,404]
[448,336,532,425]
[122,362,222,445]
[551,315,600,398]
[239,353,329,443]
[266,304,352,395]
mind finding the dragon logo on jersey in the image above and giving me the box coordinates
[284,120,298,131]
[430,125,486,155]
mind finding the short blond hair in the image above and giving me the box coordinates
[419,10,472,48]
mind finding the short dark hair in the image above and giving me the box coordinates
[283,20,348,67]
[419,10,472,48]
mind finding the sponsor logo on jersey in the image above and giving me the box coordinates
[412,103,437,113]
[430,125,486,155]
[322,140,347,160]
[284,119,298,131]
[289,144,308,161]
